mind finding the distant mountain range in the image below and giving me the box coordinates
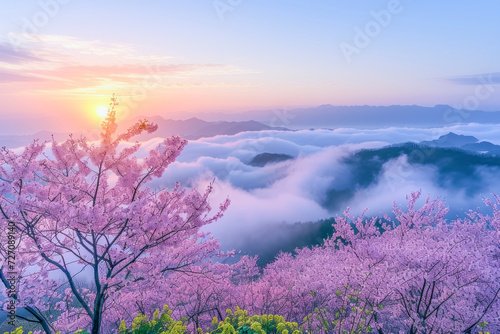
[197,105,500,129]
[0,117,290,148]
[0,131,69,149]
[3,104,500,149]
[420,132,500,155]
[125,116,289,142]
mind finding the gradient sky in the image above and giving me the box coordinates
[0,1,499,134]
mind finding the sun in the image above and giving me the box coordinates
[96,106,109,119]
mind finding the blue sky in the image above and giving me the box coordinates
[0,0,499,134]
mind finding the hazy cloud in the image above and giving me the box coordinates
[0,43,42,64]
[0,34,252,93]
[447,72,500,85]
[0,69,43,83]
[147,124,500,249]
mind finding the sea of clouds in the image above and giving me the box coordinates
[8,123,500,252]
[140,123,500,251]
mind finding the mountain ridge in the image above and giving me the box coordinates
[0,117,290,148]
[419,132,500,155]
[193,105,500,129]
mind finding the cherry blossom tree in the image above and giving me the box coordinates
[325,192,500,333]
[231,192,499,333]
[0,95,229,334]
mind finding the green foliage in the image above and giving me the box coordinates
[112,305,301,334]
[6,307,301,334]
[207,307,301,334]
[117,305,186,334]
[15,301,487,334]
[478,321,491,334]
[302,286,379,334]
[2,327,32,334]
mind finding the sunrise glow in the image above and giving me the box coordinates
[96,106,109,119]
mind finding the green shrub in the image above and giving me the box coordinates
[2,327,32,334]
[114,305,302,334]
[208,307,301,334]
[7,306,360,334]
[117,305,186,334]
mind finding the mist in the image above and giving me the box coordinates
[138,124,500,255]
[8,123,500,261]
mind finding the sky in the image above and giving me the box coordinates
[0,1,499,134]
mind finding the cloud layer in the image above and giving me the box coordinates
[0,34,249,92]
[135,123,500,251]
[7,123,500,254]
